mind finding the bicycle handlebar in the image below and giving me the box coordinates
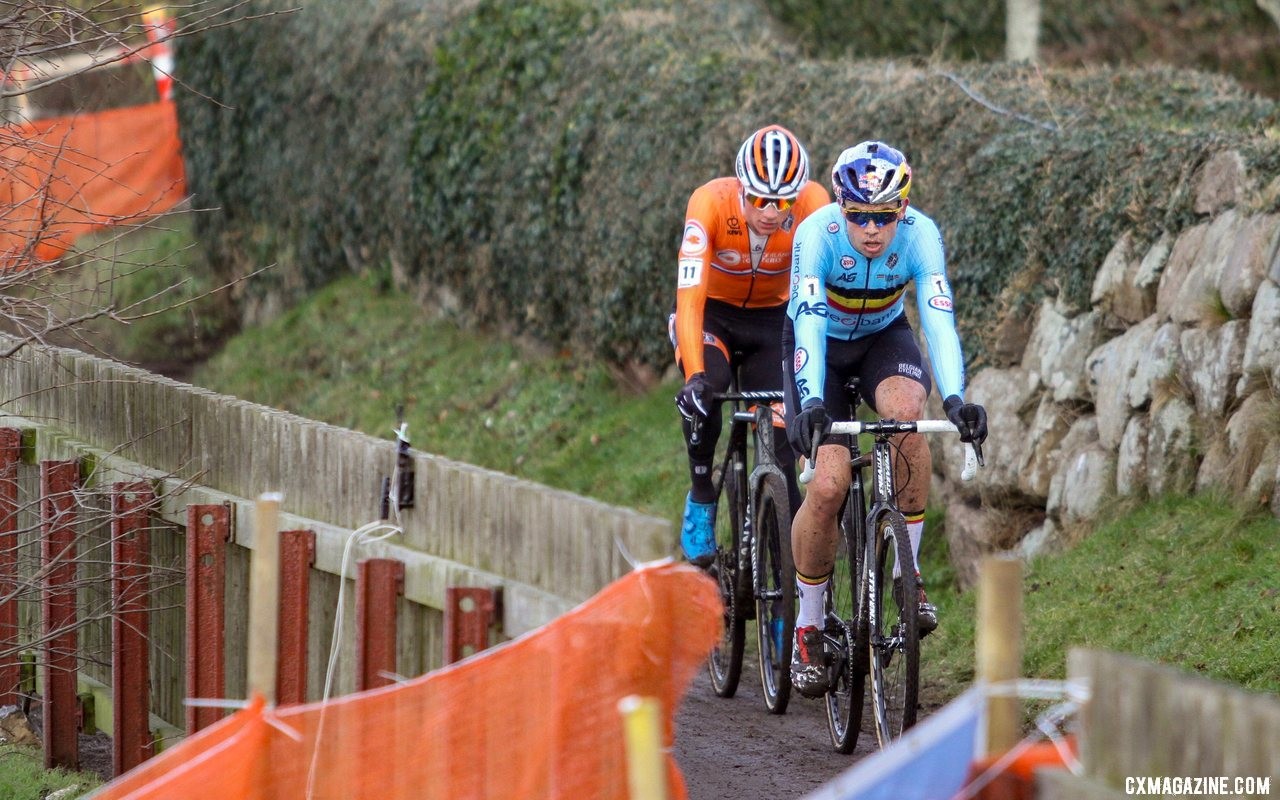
[686,390,784,445]
[797,419,981,485]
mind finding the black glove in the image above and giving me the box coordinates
[943,395,988,445]
[788,399,830,457]
[675,372,714,419]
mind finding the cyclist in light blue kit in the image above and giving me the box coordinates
[782,141,988,697]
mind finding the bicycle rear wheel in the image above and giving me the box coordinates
[707,448,748,697]
[753,473,794,714]
[867,510,919,746]
[824,499,867,753]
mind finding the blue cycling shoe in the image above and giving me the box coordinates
[680,494,717,568]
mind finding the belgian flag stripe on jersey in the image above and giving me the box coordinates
[825,283,906,315]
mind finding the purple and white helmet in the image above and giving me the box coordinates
[831,141,912,206]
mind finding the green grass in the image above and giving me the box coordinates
[921,495,1280,699]
[0,744,101,798]
[187,273,1280,702]
[58,214,235,370]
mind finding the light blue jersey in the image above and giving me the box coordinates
[786,203,966,405]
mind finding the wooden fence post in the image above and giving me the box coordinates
[247,493,282,705]
[977,556,1023,755]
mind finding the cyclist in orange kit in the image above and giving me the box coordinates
[671,125,829,565]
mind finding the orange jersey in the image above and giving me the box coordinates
[674,177,829,377]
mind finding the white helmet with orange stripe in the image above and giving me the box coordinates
[734,125,810,200]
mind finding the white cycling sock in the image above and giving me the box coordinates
[895,513,926,579]
[794,572,829,629]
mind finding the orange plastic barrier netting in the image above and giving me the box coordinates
[93,561,721,800]
[0,99,186,266]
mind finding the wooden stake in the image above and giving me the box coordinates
[246,493,282,705]
[618,695,667,800]
[977,555,1022,755]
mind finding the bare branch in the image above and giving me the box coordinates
[937,70,1060,132]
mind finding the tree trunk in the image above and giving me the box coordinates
[1006,0,1041,63]
[1259,0,1280,31]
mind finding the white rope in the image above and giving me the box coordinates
[951,679,1088,800]
[303,423,408,799]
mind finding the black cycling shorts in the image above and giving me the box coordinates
[669,299,788,394]
[781,313,931,426]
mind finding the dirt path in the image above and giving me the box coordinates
[674,645,878,800]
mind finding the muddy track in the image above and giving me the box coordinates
[674,646,879,800]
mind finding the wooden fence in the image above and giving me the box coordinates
[1037,649,1279,799]
[0,339,673,773]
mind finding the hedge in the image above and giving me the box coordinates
[174,0,1280,374]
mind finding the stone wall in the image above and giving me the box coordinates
[936,150,1280,587]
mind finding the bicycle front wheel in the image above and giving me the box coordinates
[825,498,867,753]
[753,473,794,715]
[867,510,919,747]
[707,450,748,697]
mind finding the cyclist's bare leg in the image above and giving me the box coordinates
[790,444,853,577]
[873,376,939,632]
[790,443,853,689]
[873,376,930,517]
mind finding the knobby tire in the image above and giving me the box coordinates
[868,511,919,747]
[825,499,868,753]
[707,449,748,697]
[753,473,794,715]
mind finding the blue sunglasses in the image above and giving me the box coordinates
[841,207,901,228]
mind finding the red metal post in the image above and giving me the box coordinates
[111,482,155,776]
[444,587,499,665]
[354,558,404,691]
[276,529,315,706]
[40,459,79,771]
[185,504,228,735]
[0,429,22,708]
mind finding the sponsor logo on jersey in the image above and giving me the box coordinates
[782,216,794,232]
[794,347,808,374]
[680,221,708,256]
[834,273,859,285]
[898,363,924,380]
[677,257,703,288]
[794,301,829,318]
[796,378,811,401]
[928,295,954,312]
[840,255,855,269]
[727,216,742,236]
[827,222,840,234]
[886,253,898,268]
[716,250,742,267]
